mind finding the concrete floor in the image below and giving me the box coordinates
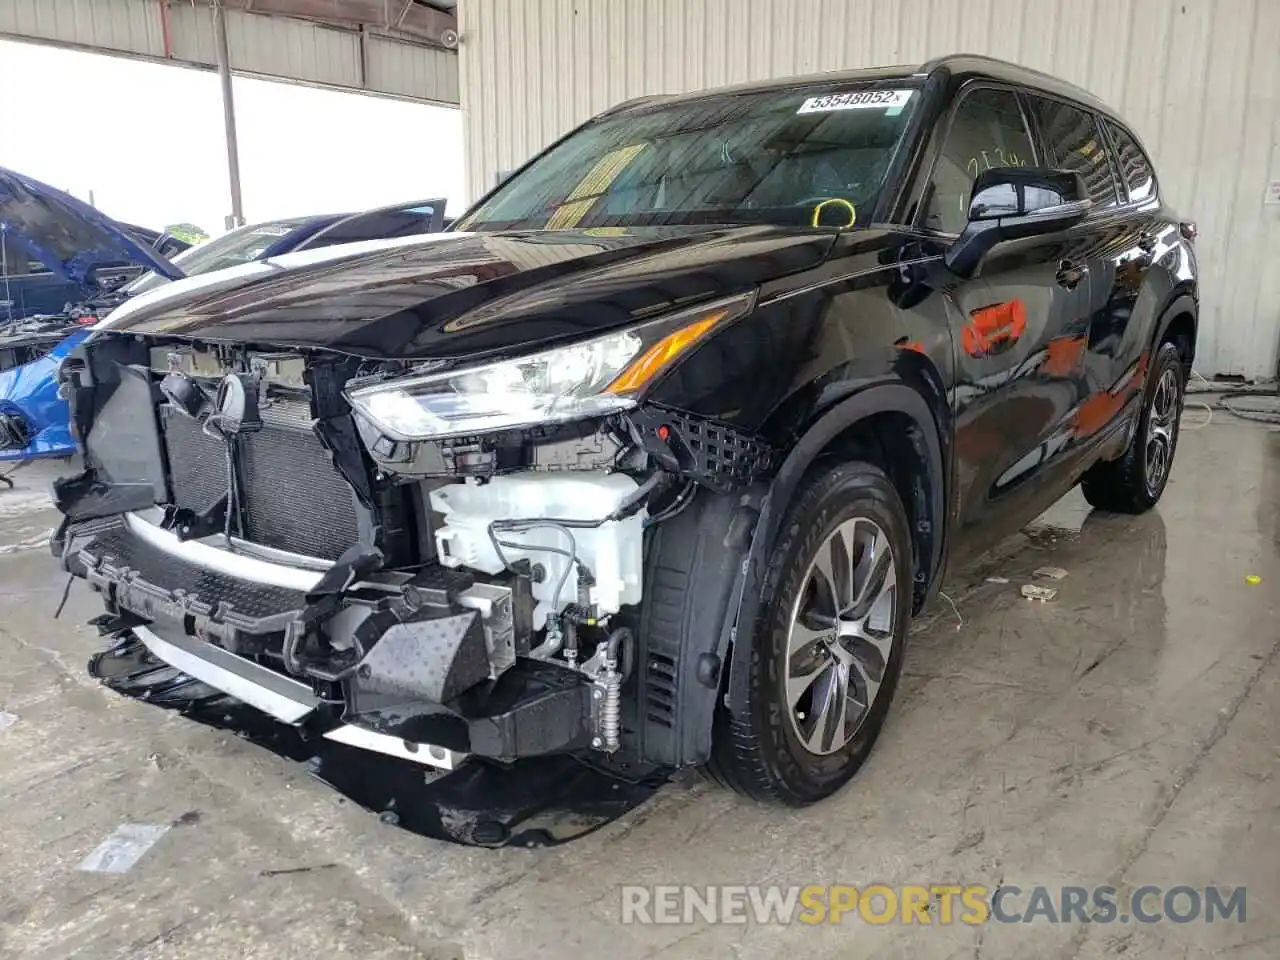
[1,420,1277,960]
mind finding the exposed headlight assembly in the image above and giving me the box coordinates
[345,292,753,441]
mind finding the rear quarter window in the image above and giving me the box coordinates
[1103,120,1157,204]
[1025,95,1119,208]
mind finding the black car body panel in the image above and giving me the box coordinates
[53,55,1197,815]
[93,226,836,360]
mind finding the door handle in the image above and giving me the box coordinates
[1056,260,1089,289]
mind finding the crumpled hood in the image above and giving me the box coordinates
[0,166,183,292]
[90,225,838,361]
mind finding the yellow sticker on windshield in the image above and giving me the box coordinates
[811,198,857,229]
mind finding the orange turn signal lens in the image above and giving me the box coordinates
[605,310,728,394]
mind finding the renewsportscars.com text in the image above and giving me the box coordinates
[620,884,1246,926]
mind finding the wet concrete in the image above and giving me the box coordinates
[1,421,1277,960]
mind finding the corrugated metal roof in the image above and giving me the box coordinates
[0,0,459,105]
[459,0,1280,378]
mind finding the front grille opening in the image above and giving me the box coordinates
[160,402,362,561]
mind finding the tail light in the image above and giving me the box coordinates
[1180,220,1198,242]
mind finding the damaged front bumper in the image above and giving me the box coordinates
[58,510,598,770]
[87,627,665,847]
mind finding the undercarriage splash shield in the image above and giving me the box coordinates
[88,633,668,847]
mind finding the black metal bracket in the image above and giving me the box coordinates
[626,404,772,493]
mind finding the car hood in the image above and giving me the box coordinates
[0,166,184,291]
[93,225,838,361]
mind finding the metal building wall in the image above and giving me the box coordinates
[458,0,1280,379]
[0,0,460,105]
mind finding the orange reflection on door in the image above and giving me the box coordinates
[1042,334,1086,377]
[963,300,1027,358]
[1074,350,1149,438]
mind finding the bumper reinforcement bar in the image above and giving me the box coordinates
[134,624,319,724]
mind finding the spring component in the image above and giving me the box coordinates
[598,626,631,752]
[599,661,621,752]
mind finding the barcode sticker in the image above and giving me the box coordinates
[798,89,914,114]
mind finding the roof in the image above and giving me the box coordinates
[605,53,1116,120]
[922,54,1115,117]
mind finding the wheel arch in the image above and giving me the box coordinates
[1153,291,1198,375]
[726,382,947,722]
[634,381,949,768]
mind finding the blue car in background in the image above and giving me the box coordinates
[1,219,188,321]
[0,166,446,461]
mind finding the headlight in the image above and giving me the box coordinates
[346,293,752,441]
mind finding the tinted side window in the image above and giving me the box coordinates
[1104,120,1156,203]
[924,88,1034,234]
[0,235,47,276]
[1026,96,1118,207]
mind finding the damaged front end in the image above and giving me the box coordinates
[54,292,771,842]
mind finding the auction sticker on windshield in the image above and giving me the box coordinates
[798,89,914,114]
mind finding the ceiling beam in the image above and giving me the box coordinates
[205,0,457,46]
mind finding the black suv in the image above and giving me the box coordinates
[56,55,1195,811]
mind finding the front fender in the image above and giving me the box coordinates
[633,380,948,768]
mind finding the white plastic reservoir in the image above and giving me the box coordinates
[429,472,645,629]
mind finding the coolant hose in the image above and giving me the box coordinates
[604,626,632,661]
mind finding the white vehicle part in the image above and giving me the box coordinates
[430,472,645,629]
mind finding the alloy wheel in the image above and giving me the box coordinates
[1145,367,1181,495]
[783,517,898,755]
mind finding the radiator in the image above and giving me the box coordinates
[161,401,361,560]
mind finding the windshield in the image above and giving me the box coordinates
[122,219,316,294]
[457,84,919,232]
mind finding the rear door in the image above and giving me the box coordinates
[919,85,1092,557]
[1079,119,1164,430]
[1022,94,1138,446]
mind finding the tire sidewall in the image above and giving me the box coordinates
[749,464,913,803]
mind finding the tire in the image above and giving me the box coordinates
[707,461,913,805]
[1081,341,1185,514]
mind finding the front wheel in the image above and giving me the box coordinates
[1081,341,1185,513]
[706,462,912,805]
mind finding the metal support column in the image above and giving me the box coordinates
[212,0,245,229]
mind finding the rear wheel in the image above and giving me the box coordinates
[1081,341,1185,513]
[707,462,912,805]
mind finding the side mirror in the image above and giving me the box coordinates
[945,168,1092,278]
